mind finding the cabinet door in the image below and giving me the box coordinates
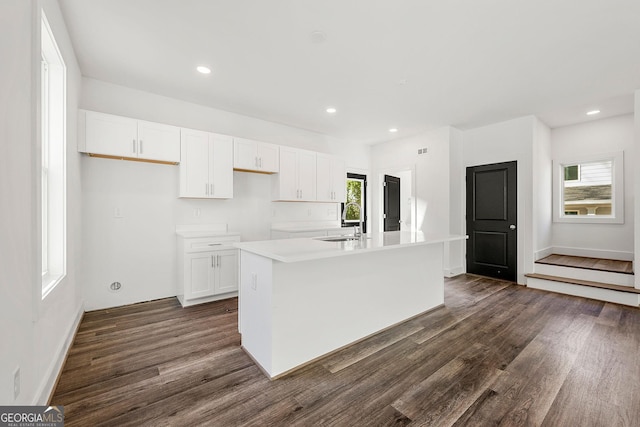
[332,157,346,202]
[316,154,333,202]
[137,120,180,162]
[185,252,215,299]
[276,146,298,200]
[210,134,234,198]
[179,129,210,198]
[297,149,317,201]
[85,111,138,157]
[214,249,239,294]
[233,137,258,170]
[258,142,280,173]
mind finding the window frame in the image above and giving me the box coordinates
[552,151,623,224]
[342,173,367,233]
[563,164,580,182]
[40,11,67,298]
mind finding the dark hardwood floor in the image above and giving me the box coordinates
[51,275,640,426]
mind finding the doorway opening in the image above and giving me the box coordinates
[384,175,401,231]
[378,167,415,232]
[466,161,517,282]
[342,173,367,233]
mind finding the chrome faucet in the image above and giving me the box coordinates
[342,202,363,238]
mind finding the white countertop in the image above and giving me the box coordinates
[235,231,467,262]
[175,224,240,239]
[270,225,345,232]
[176,230,240,238]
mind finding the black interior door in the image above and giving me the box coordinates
[466,161,517,281]
[384,175,401,231]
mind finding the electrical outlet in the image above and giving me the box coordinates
[13,367,20,400]
[114,207,123,218]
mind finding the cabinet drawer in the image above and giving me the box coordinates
[184,236,240,253]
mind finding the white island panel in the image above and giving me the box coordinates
[271,243,443,377]
[239,234,452,379]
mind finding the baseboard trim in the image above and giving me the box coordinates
[444,266,465,278]
[534,247,553,261]
[35,303,84,405]
[551,246,633,261]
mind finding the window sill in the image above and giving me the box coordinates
[42,273,64,299]
[553,215,623,224]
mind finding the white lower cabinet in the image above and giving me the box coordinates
[177,233,240,307]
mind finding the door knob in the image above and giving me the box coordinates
[510,224,516,230]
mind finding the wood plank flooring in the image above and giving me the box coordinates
[51,275,640,426]
[536,254,633,274]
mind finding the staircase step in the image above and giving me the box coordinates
[535,254,633,274]
[533,262,634,287]
[525,273,640,307]
[525,273,640,294]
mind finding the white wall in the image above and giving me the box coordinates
[448,128,465,276]
[371,127,463,274]
[635,91,640,288]
[550,114,634,258]
[0,0,83,405]
[396,170,412,231]
[463,116,536,284]
[80,79,371,310]
[533,118,552,260]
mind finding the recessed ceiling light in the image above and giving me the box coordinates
[310,31,327,43]
[196,66,211,74]
[389,128,398,133]
[586,110,600,116]
[326,107,337,114]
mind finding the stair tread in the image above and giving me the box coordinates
[525,273,640,294]
[535,254,633,274]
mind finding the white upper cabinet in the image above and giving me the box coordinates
[316,153,346,203]
[179,129,233,198]
[80,110,180,163]
[233,137,279,173]
[273,146,317,201]
[137,120,181,162]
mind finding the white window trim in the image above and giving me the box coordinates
[344,177,365,224]
[40,10,67,299]
[552,151,623,224]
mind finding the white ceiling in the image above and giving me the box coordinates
[58,0,640,145]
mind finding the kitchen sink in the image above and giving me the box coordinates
[316,236,361,242]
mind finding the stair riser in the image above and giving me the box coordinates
[527,277,640,307]
[534,263,634,286]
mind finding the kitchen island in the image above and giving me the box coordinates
[236,231,466,379]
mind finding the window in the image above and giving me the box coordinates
[342,173,367,232]
[553,152,623,224]
[564,165,580,181]
[41,12,66,297]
